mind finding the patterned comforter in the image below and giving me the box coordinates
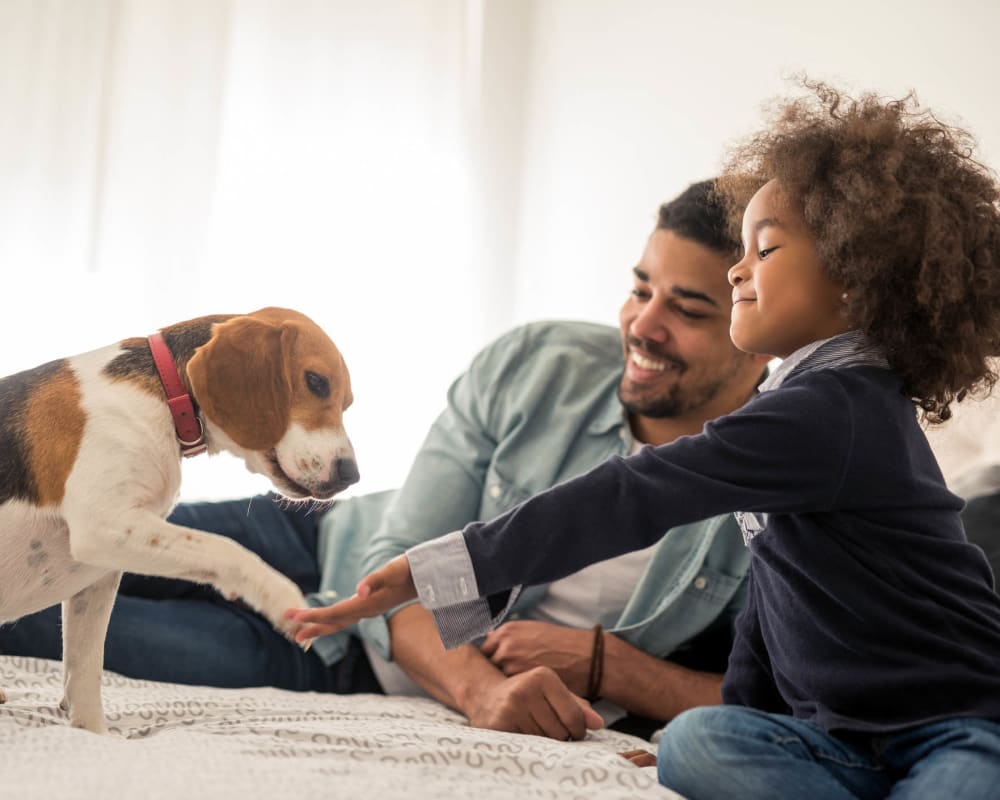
[0,655,680,799]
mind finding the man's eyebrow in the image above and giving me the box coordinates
[632,267,719,307]
[672,286,719,307]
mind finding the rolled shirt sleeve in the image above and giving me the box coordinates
[407,531,521,648]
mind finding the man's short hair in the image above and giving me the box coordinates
[657,179,738,257]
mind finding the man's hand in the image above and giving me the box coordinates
[284,554,416,642]
[465,666,604,740]
[385,604,602,741]
[486,620,727,722]
[480,621,593,696]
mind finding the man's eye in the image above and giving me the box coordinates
[630,288,650,300]
[758,247,778,259]
[677,307,708,320]
[305,370,330,399]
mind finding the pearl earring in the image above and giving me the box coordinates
[841,292,848,302]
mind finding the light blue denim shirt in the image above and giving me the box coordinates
[307,320,749,666]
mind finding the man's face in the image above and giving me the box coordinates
[618,229,757,422]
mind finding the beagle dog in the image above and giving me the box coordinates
[0,307,358,733]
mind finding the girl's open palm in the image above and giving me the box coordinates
[284,555,417,643]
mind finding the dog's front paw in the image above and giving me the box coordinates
[229,568,310,643]
[267,577,310,643]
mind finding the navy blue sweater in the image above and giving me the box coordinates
[462,352,1000,734]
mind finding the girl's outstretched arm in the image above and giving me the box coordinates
[284,555,416,642]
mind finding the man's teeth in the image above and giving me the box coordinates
[631,351,668,371]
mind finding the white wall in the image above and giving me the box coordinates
[3,0,997,500]
[509,0,1000,328]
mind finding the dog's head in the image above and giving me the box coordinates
[187,307,358,500]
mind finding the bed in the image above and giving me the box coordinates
[0,655,679,799]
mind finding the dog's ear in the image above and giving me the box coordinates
[187,316,297,451]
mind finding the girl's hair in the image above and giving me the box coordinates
[716,79,1000,423]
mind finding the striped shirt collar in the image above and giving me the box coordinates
[759,330,889,393]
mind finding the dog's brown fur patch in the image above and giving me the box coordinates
[24,363,85,507]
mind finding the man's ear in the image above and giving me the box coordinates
[187,316,293,451]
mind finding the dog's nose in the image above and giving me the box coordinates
[335,457,360,488]
[311,457,360,499]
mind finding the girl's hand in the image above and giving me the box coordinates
[619,749,657,768]
[284,555,417,643]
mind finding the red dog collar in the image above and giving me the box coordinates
[148,332,207,458]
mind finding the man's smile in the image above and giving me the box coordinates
[630,351,670,371]
[625,343,685,382]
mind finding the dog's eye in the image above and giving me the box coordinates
[305,371,330,399]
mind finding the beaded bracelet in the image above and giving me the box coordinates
[586,623,605,701]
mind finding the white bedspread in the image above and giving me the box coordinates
[0,655,680,799]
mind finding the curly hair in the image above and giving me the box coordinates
[715,80,1000,423]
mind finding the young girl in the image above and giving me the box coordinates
[288,82,1000,799]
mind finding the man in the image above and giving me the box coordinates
[0,180,769,738]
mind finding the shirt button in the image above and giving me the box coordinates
[693,576,707,590]
[489,485,502,499]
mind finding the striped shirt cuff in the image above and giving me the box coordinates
[407,530,479,608]
[406,530,521,649]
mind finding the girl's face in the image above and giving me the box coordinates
[728,180,850,358]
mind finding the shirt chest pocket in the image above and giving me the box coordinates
[480,462,535,519]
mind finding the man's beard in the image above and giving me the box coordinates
[617,357,745,420]
[619,380,690,419]
[618,337,695,418]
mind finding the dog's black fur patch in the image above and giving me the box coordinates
[103,316,233,389]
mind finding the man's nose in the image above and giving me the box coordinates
[630,300,670,342]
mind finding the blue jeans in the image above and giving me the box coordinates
[0,495,381,694]
[658,706,1000,800]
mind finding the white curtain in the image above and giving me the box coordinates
[0,0,514,499]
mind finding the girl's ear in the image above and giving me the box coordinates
[839,289,851,317]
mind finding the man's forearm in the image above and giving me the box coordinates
[600,633,723,720]
[387,603,505,714]
[388,604,604,739]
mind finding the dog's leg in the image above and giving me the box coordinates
[61,570,121,733]
[66,510,308,641]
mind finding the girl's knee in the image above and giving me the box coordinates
[660,705,757,747]
[657,707,731,788]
